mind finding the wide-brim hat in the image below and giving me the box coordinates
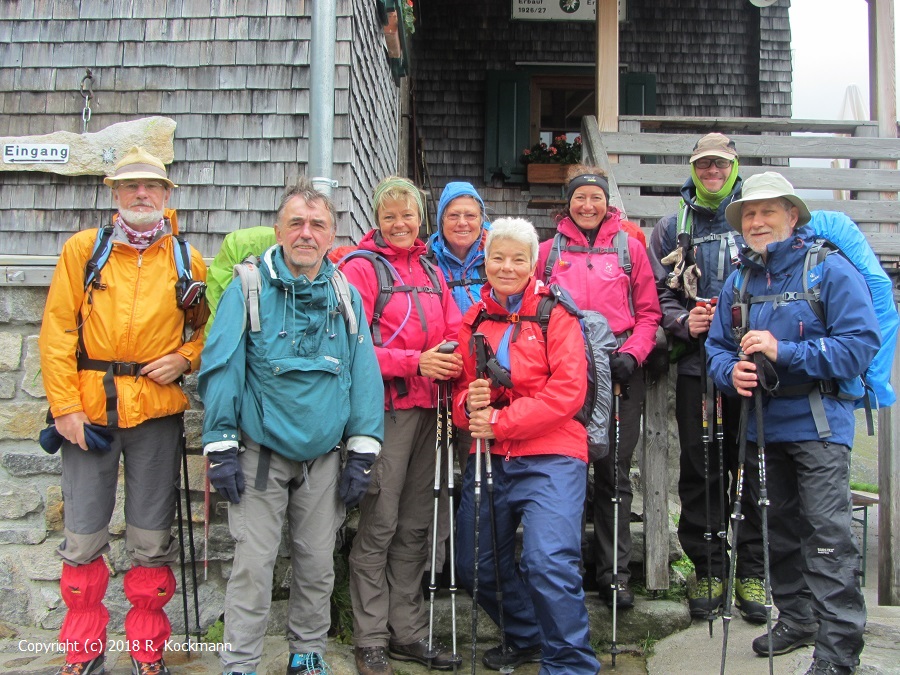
[724,171,811,233]
[690,132,738,163]
[104,146,177,188]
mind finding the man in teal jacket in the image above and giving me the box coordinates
[199,178,384,675]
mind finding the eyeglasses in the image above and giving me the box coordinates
[115,181,168,194]
[444,213,481,224]
[693,158,733,170]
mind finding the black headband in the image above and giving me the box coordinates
[566,174,610,204]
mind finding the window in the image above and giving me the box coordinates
[483,70,655,184]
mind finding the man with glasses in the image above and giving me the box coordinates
[648,134,766,625]
[39,147,208,675]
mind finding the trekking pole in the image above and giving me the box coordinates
[203,462,210,582]
[428,341,458,669]
[427,379,444,670]
[180,419,202,641]
[698,303,715,638]
[483,434,509,671]
[174,464,191,644]
[444,382,460,673]
[470,429,483,675]
[610,382,622,669]
[711,299,729,607]
[753,353,775,675]
[720,312,750,675]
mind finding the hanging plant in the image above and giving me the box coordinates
[401,0,415,35]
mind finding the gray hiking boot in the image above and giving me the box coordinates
[804,658,854,674]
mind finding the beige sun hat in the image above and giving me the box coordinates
[103,146,177,188]
[724,171,811,233]
[689,133,738,163]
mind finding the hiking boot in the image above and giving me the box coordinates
[130,657,170,675]
[389,637,461,671]
[482,643,542,670]
[56,655,105,675]
[751,621,817,656]
[804,658,854,675]
[735,577,768,624]
[688,576,724,619]
[599,580,635,608]
[288,652,333,675]
[354,646,393,675]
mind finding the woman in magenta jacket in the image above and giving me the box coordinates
[454,217,600,674]
[536,166,662,609]
[343,176,463,673]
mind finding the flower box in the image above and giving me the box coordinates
[526,163,573,185]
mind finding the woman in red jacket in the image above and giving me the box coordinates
[537,166,662,608]
[342,176,463,675]
[454,217,600,674]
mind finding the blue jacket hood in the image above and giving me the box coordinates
[436,182,487,233]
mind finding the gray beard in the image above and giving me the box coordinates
[118,207,164,229]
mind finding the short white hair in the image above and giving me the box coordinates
[486,218,539,266]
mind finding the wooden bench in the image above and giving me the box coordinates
[852,491,880,587]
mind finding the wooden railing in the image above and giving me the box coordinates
[582,115,900,603]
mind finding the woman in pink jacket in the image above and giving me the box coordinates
[342,176,463,675]
[537,166,662,609]
[454,217,600,674]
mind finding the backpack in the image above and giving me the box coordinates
[337,249,443,347]
[471,283,617,460]
[232,246,358,336]
[732,210,898,436]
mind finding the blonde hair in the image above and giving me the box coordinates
[371,176,425,225]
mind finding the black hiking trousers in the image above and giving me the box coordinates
[749,439,864,668]
[675,374,764,580]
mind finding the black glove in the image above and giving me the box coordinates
[207,447,245,504]
[340,452,377,508]
[610,352,637,384]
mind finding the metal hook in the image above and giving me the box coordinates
[80,69,94,101]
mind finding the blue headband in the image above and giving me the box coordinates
[566,174,610,204]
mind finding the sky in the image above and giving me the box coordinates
[789,0,894,121]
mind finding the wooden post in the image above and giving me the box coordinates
[878,290,900,606]
[643,369,670,590]
[595,0,619,132]
[868,0,898,142]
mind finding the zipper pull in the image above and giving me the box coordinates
[505,449,511,462]
[137,253,143,268]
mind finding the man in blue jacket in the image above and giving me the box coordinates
[199,178,385,675]
[706,173,878,675]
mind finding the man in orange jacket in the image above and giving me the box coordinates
[39,147,208,675]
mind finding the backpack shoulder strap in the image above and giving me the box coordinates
[543,232,565,281]
[614,229,632,273]
[330,269,359,335]
[84,225,115,291]
[233,256,263,333]
[172,233,193,281]
[419,255,444,296]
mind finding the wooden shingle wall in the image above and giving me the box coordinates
[341,0,399,244]
[0,0,398,256]
[411,0,792,234]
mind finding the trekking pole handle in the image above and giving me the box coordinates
[437,341,459,354]
[695,296,718,307]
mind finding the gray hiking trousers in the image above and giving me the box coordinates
[58,414,182,566]
[746,439,865,668]
[220,441,344,673]
[349,407,437,648]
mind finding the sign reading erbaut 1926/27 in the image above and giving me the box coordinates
[511,0,624,22]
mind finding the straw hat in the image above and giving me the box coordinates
[103,146,177,188]
[724,171,811,233]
